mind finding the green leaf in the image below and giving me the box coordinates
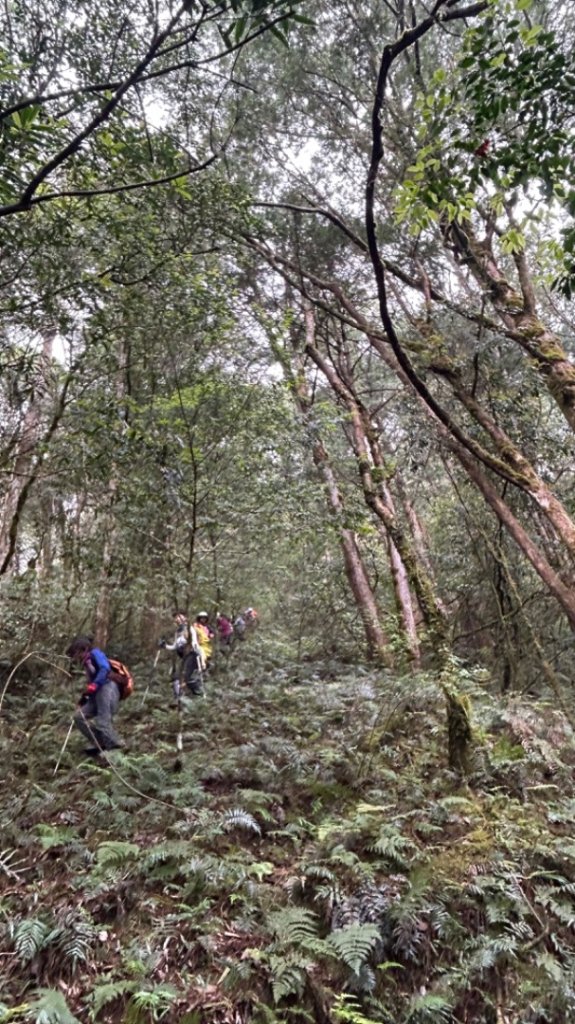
[95,841,140,868]
[26,990,81,1024]
[328,924,380,974]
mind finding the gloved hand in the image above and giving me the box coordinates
[158,638,167,649]
[77,693,89,707]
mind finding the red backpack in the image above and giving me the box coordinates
[108,659,134,700]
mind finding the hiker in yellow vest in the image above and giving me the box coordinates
[194,611,214,669]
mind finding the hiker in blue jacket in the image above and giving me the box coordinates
[67,636,124,755]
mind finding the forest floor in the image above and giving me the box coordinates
[1,646,575,1024]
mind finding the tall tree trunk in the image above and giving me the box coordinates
[93,342,128,647]
[428,359,575,563]
[38,493,55,578]
[0,329,56,575]
[447,439,575,631]
[289,309,392,664]
[401,493,445,623]
[93,495,117,648]
[370,326,575,632]
[445,216,575,434]
[317,444,393,665]
[305,339,448,652]
[386,529,421,665]
[244,228,575,635]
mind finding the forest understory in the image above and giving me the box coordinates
[4,0,575,1020]
[2,646,575,1024]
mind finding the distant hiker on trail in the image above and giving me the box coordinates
[245,607,259,629]
[233,612,246,640]
[67,636,124,756]
[194,611,214,669]
[216,613,234,649]
[159,610,204,698]
[234,607,258,641]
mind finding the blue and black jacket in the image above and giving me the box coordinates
[81,647,111,695]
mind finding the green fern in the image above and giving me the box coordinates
[124,985,178,1024]
[237,788,278,808]
[11,918,53,962]
[95,841,140,868]
[88,979,138,1019]
[141,840,194,867]
[535,885,575,929]
[219,959,254,994]
[332,995,384,1024]
[370,826,418,867]
[34,826,79,851]
[222,808,261,835]
[267,907,319,946]
[268,955,308,1003]
[467,934,519,973]
[26,989,81,1024]
[405,992,453,1022]
[327,924,381,975]
[56,913,96,971]
[250,1003,287,1024]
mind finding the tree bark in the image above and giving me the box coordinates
[429,359,575,563]
[387,530,422,665]
[447,439,575,631]
[93,342,129,647]
[446,217,575,434]
[0,329,56,575]
[305,340,448,651]
[292,312,392,664]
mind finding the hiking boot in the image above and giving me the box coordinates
[82,747,100,756]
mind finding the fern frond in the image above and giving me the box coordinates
[405,992,453,1022]
[467,934,518,973]
[125,985,177,1024]
[26,989,81,1024]
[237,788,277,807]
[95,841,140,869]
[327,923,381,975]
[142,839,193,864]
[268,955,308,1004]
[267,907,319,946]
[370,827,417,867]
[56,913,96,972]
[88,979,138,1019]
[11,919,52,962]
[34,826,79,851]
[536,950,567,983]
[332,994,383,1024]
[219,959,254,994]
[222,808,261,836]
[536,885,575,929]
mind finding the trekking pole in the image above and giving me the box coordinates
[140,649,161,708]
[53,718,75,775]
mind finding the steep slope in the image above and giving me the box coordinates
[1,651,575,1023]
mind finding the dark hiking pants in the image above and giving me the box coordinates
[74,680,123,750]
[172,651,204,697]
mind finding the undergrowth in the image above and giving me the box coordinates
[1,654,575,1023]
